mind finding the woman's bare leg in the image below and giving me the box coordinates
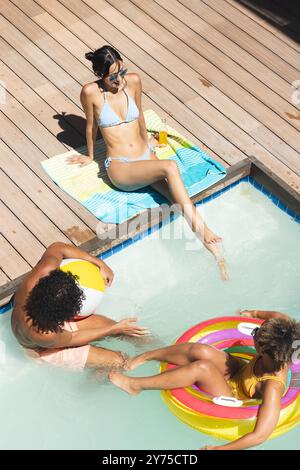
[108,158,217,243]
[146,153,228,278]
[110,359,234,396]
[151,178,228,280]
[126,342,242,378]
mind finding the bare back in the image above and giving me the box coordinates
[11,276,45,350]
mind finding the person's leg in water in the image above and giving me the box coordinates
[125,342,243,374]
[149,166,228,280]
[77,314,127,369]
[110,359,233,396]
[107,154,228,280]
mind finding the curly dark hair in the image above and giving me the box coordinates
[255,318,300,371]
[25,269,85,333]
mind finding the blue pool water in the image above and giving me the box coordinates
[0,181,299,449]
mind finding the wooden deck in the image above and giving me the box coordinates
[1,0,300,303]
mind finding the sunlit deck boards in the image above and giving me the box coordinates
[1,0,300,301]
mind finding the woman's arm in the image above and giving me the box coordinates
[202,381,283,450]
[239,310,291,320]
[133,74,149,146]
[68,84,97,166]
[33,242,114,287]
[35,318,149,348]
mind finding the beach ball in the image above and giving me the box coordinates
[60,258,105,316]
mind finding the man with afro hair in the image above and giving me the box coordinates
[11,242,148,370]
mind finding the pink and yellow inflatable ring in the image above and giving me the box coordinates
[161,316,300,441]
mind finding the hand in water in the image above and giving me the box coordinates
[67,155,93,167]
[113,318,150,337]
[238,310,255,318]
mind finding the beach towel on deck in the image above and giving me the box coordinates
[41,110,226,224]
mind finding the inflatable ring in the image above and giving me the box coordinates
[161,316,300,441]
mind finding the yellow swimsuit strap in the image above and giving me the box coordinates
[257,375,286,389]
[248,357,286,397]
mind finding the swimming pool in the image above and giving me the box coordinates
[0,181,299,449]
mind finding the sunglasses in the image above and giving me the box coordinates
[106,67,128,82]
[251,327,259,338]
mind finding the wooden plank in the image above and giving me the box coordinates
[0,270,12,307]
[10,0,45,18]
[0,135,95,244]
[225,0,300,53]
[154,0,295,103]
[107,0,300,169]
[0,121,98,231]
[0,60,85,150]
[0,198,45,266]
[0,0,91,86]
[2,0,231,162]
[1,89,71,157]
[0,269,10,283]
[2,0,300,177]
[198,0,300,71]
[0,37,87,140]
[0,158,71,246]
[0,35,96,243]
[0,234,31,279]
[66,0,300,173]
[133,0,300,120]
[27,0,223,163]
[0,15,83,108]
[23,0,245,164]
[52,0,300,192]
[128,0,300,133]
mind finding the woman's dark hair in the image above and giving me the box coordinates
[25,270,85,333]
[255,318,300,371]
[85,45,122,77]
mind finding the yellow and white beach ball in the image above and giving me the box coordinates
[60,258,105,316]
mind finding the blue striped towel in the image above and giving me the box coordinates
[42,110,226,224]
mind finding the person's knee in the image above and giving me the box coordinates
[192,359,213,374]
[163,160,179,178]
[189,343,211,361]
[87,347,127,369]
[112,350,127,368]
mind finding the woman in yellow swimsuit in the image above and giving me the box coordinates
[110,309,300,450]
[68,45,228,280]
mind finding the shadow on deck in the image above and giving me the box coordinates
[238,0,300,44]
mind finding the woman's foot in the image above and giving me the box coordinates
[217,258,229,282]
[204,226,222,245]
[109,371,141,395]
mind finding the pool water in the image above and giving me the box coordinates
[1,181,300,450]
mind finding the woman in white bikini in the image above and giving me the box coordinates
[68,45,228,280]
